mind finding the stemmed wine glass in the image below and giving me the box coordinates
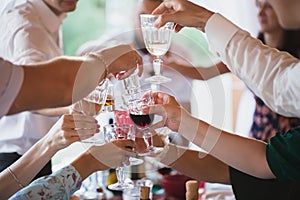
[103,123,139,191]
[70,80,109,144]
[127,89,163,156]
[140,14,174,84]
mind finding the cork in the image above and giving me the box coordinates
[185,180,199,200]
[140,186,150,200]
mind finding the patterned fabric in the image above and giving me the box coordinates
[249,95,300,142]
[9,165,82,200]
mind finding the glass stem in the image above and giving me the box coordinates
[116,167,125,184]
[153,58,162,75]
[144,130,153,150]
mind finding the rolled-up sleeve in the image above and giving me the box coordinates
[205,13,300,118]
[0,59,24,118]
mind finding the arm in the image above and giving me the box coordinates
[7,44,143,115]
[8,140,136,200]
[31,106,70,116]
[150,92,275,179]
[165,60,230,80]
[0,114,99,199]
[153,0,300,117]
[206,14,300,118]
[157,144,231,184]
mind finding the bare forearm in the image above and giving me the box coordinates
[9,56,105,115]
[0,138,58,198]
[169,62,229,80]
[32,106,70,117]
[160,144,230,184]
[180,117,274,179]
[70,151,102,181]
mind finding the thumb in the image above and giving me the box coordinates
[146,104,168,129]
[144,104,167,118]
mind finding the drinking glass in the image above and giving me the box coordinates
[140,14,174,84]
[122,69,141,95]
[70,80,109,144]
[103,124,139,191]
[103,81,115,112]
[114,109,144,166]
[127,89,162,156]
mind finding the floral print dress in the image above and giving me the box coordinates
[249,95,300,142]
[9,165,82,200]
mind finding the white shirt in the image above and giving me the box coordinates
[0,0,66,154]
[0,58,24,118]
[0,0,26,16]
[205,13,300,118]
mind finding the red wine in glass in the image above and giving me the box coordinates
[129,113,154,129]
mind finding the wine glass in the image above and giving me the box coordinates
[140,14,174,84]
[127,89,163,156]
[70,80,109,144]
[114,109,144,166]
[103,123,139,191]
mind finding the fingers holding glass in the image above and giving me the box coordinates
[127,89,163,156]
[103,124,142,191]
[140,14,174,84]
[69,81,109,144]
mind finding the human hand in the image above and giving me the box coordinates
[89,139,137,169]
[97,44,143,80]
[152,0,214,32]
[43,114,99,151]
[143,92,186,132]
[134,129,166,154]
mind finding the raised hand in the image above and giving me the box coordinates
[89,139,137,169]
[145,91,185,132]
[98,44,143,79]
[43,114,99,151]
[152,0,214,32]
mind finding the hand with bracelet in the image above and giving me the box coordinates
[6,44,143,116]
[87,44,143,83]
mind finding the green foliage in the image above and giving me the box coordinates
[62,0,106,56]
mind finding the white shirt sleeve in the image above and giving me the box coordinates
[0,59,24,118]
[205,13,300,118]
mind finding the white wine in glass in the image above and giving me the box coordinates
[140,14,174,84]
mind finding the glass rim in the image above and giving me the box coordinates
[140,14,174,25]
[140,14,158,18]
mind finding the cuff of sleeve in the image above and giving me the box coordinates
[205,13,239,59]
